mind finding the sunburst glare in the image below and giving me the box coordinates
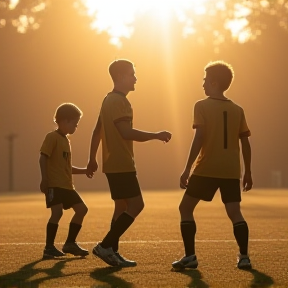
[74,0,288,48]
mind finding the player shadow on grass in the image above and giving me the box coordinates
[0,257,83,288]
[246,268,274,288]
[90,266,135,288]
[172,269,210,288]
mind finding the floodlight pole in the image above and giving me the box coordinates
[7,133,17,191]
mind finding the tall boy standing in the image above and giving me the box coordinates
[172,61,253,270]
[40,103,90,258]
[87,59,172,267]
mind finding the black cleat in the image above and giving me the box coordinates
[62,242,89,256]
[43,245,65,259]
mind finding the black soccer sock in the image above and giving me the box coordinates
[101,212,134,249]
[110,218,119,252]
[180,220,196,257]
[46,222,58,247]
[233,221,249,255]
[65,222,82,244]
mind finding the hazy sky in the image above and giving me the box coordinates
[1,1,288,191]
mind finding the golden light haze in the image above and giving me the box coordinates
[0,0,287,191]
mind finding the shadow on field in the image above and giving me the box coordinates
[174,269,209,288]
[246,268,274,288]
[90,266,134,288]
[0,257,82,288]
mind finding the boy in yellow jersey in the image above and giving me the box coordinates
[172,61,253,270]
[87,59,172,267]
[40,103,90,258]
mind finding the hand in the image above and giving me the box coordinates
[86,159,98,178]
[180,169,190,189]
[242,172,253,192]
[40,179,48,194]
[157,131,172,143]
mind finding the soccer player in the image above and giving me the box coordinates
[172,61,253,270]
[87,59,172,267]
[40,103,90,259]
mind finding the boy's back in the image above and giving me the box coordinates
[192,98,250,179]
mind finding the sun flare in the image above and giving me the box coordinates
[74,0,261,48]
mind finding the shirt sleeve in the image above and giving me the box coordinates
[40,133,57,157]
[192,101,205,129]
[112,98,133,123]
[239,109,251,138]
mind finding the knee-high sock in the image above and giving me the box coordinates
[233,221,249,255]
[101,212,134,249]
[180,220,196,257]
[46,222,58,247]
[65,222,82,243]
[110,219,119,252]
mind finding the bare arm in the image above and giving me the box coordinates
[180,127,204,189]
[86,116,101,177]
[72,167,87,174]
[115,120,171,142]
[240,136,253,191]
[39,153,48,193]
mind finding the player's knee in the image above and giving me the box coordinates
[77,204,88,217]
[179,201,188,215]
[82,205,88,216]
[51,209,63,221]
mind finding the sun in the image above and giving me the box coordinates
[74,0,255,48]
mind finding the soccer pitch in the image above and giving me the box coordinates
[0,189,287,288]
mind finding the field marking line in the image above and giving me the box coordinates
[0,239,287,246]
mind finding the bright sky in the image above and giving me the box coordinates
[75,0,255,47]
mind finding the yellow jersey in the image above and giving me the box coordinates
[40,131,74,189]
[192,97,251,179]
[100,92,136,173]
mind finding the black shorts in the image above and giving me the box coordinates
[105,172,142,200]
[45,187,84,210]
[185,175,241,203]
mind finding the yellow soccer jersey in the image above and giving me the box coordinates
[192,98,251,179]
[100,92,136,173]
[40,131,74,189]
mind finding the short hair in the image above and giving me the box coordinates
[205,61,234,92]
[54,103,83,124]
[109,59,134,82]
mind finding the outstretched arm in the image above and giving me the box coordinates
[115,120,171,143]
[86,116,101,178]
[72,167,87,174]
[240,136,253,191]
[180,127,204,189]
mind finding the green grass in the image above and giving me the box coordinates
[0,189,287,287]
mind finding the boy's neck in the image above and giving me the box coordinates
[208,93,228,100]
[56,128,67,137]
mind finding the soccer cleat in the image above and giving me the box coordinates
[237,254,252,270]
[92,243,121,266]
[115,252,137,267]
[172,254,198,270]
[43,245,65,259]
[62,242,89,256]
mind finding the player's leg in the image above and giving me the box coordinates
[62,190,89,256]
[95,195,143,266]
[43,203,65,258]
[93,172,142,266]
[221,179,251,269]
[172,175,218,269]
[172,195,199,269]
[110,199,127,252]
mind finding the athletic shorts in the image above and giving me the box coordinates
[105,172,142,200]
[45,187,84,210]
[185,175,241,203]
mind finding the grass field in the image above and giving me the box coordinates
[0,189,287,288]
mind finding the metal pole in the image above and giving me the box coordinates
[7,133,17,191]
